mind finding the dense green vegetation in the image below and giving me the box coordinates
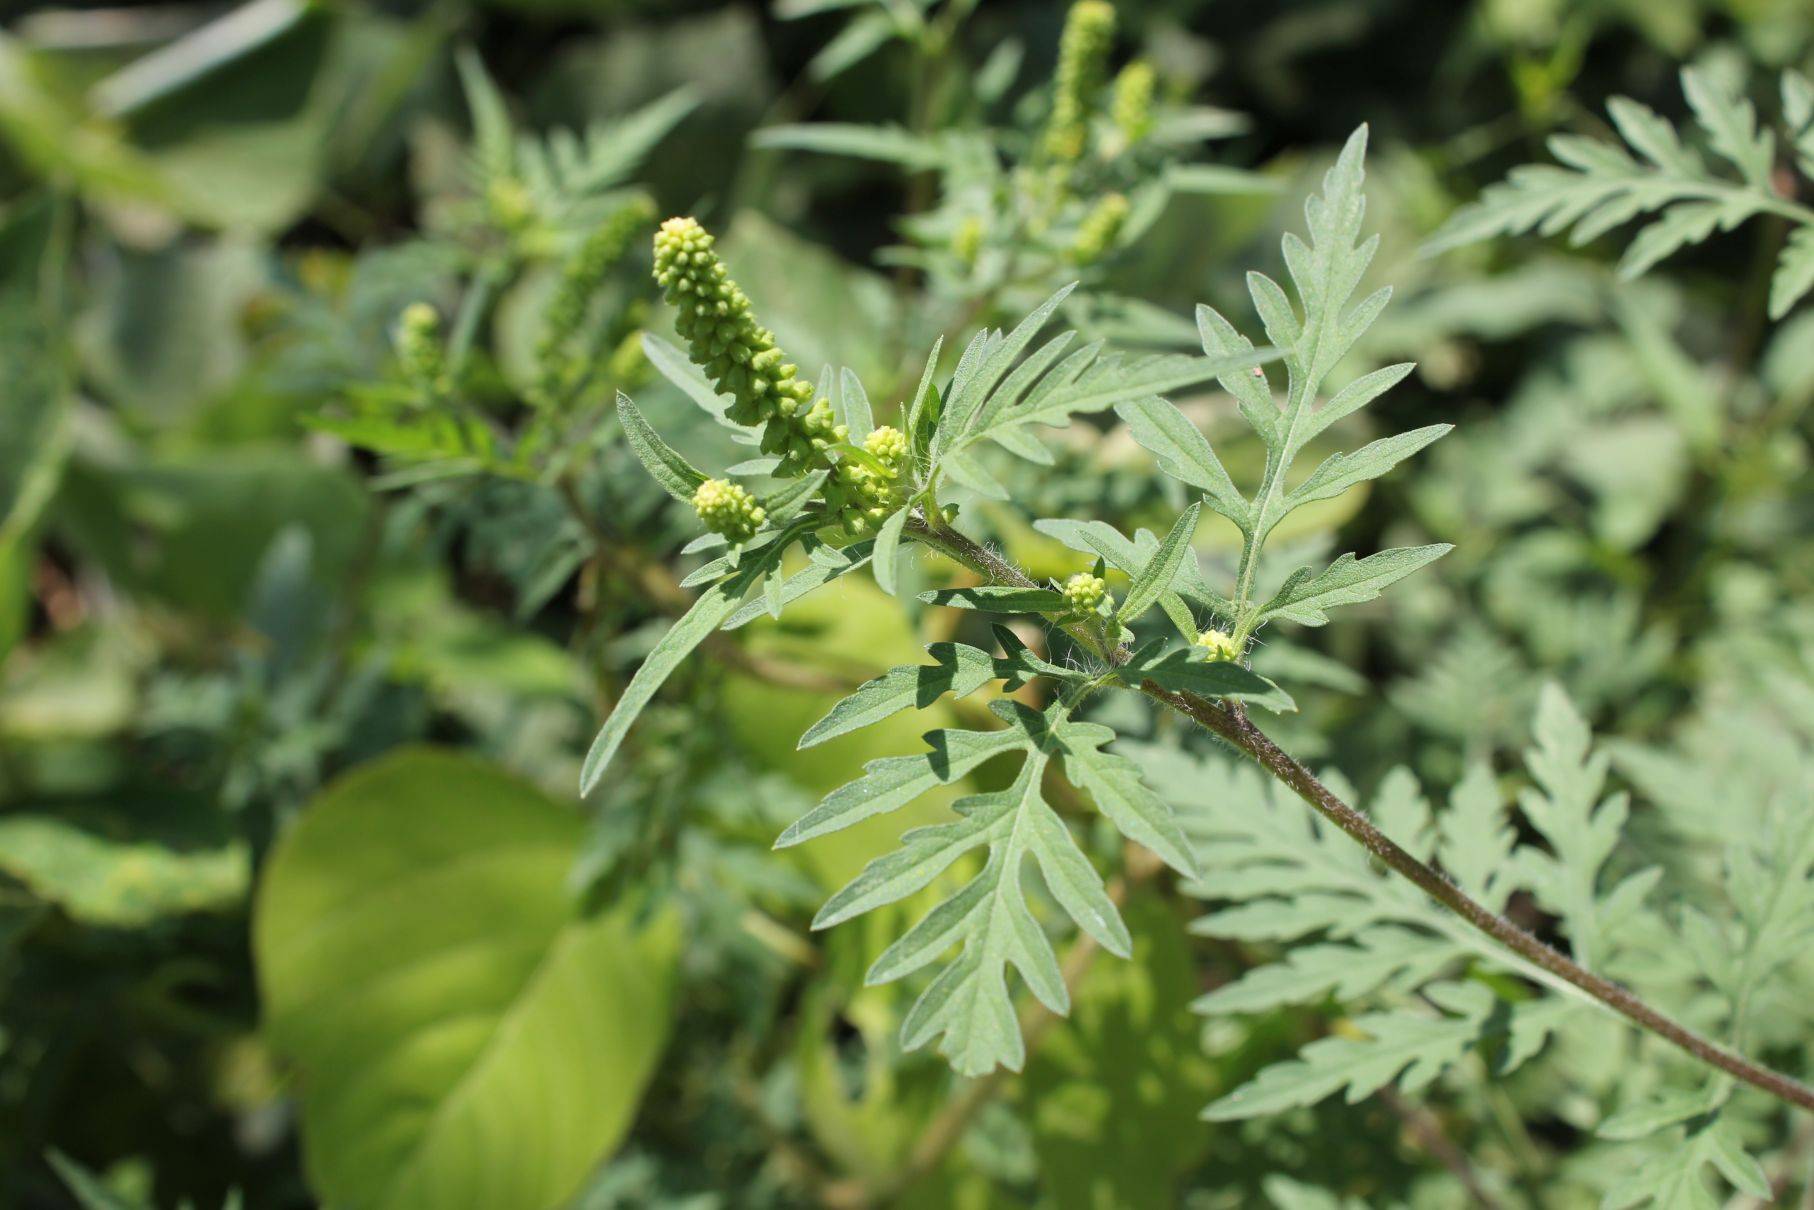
[4,1,1814,1206]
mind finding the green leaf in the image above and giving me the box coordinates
[616,393,707,501]
[455,48,515,185]
[1202,986,1493,1120]
[1603,1117,1769,1209]
[1114,398,1249,529]
[0,816,246,928]
[1516,683,1626,969]
[929,292,1276,464]
[256,750,678,1210]
[1257,544,1454,627]
[836,738,1131,1076]
[1193,925,1462,1015]
[1126,649,1296,713]
[720,537,871,629]
[518,86,697,203]
[580,548,781,796]
[805,11,896,82]
[919,585,1068,613]
[1034,517,1233,621]
[797,643,998,749]
[1022,892,1219,1210]
[1437,762,1517,910]
[775,725,1025,848]
[1116,502,1201,623]
[640,334,750,434]
[1597,1086,1727,1141]
[1284,424,1452,509]
[1425,67,1808,293]
[937,285,1078,457]
[754,123,945,170]
[1770,224,1814,319]
[836,366,875,438]
[1681,66,1774,188]
[48,1152,150,1210]
[1057,722,1200,877]
[871,505,908,596]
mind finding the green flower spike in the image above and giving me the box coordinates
[1062,571,1107,614]
[1044,0,1116,165]
[692,478,766,544]
[1196,628,1241,662]
[1111,59,1155,144]
[395,302,448,398]
[1069,192,1130,264]
[536,196,657,404]
[952,215,985,266]
[653,217,846,477]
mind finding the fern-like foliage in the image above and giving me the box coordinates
[455,50,695,241]
[776,657,1197,1076]
[596,127,1457,1077]
[1116,126,1452,652]
[755,0,1272,315]
[1138,684,1788,1206]
[1428,67,1814,319]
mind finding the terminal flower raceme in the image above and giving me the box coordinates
[1112,59,1156,145]
[395,302,448,397]
[537,196,657,403]
[653,217,845,477]
[1043,1,1116,165]
[1070,192,1129,264]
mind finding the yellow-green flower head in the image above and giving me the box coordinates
[653,217,845,477]
[1044,0,1116,164]
[395,302,447,394]
[952,215,984,266]
[1195,628,1241,661]
[1063,571,1107,614]
[863,425,909,466]
[1069,191,1130,264]
[486,177,535,232]
[692,478,766,543]
[826,425,911,537]
[1112,59,1156,144]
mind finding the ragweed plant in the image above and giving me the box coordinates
[757,0,1271,319]
[586,124,1814,1172]
[1428,66,1814,319]
[310,52,690,488]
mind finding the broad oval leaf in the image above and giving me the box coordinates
[256,749,679,1210]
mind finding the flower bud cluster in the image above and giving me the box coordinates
[1043,1,1116,165]
[537,196,657,403]
[1069,192,1129,264]
[1195,628,1241,661]
[395,302,448,397]
[692,478,767,544]
[654,217,845,477]
[952,215,984,267]
[825,426,911,537]
[1112,59,1156,144]
[1062,572,1108,614]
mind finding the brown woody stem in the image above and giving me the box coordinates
[903,514,1814,1115]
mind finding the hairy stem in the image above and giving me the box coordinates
[902,513,1814,1115]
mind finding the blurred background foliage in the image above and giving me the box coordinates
[1,0,1812,1206]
